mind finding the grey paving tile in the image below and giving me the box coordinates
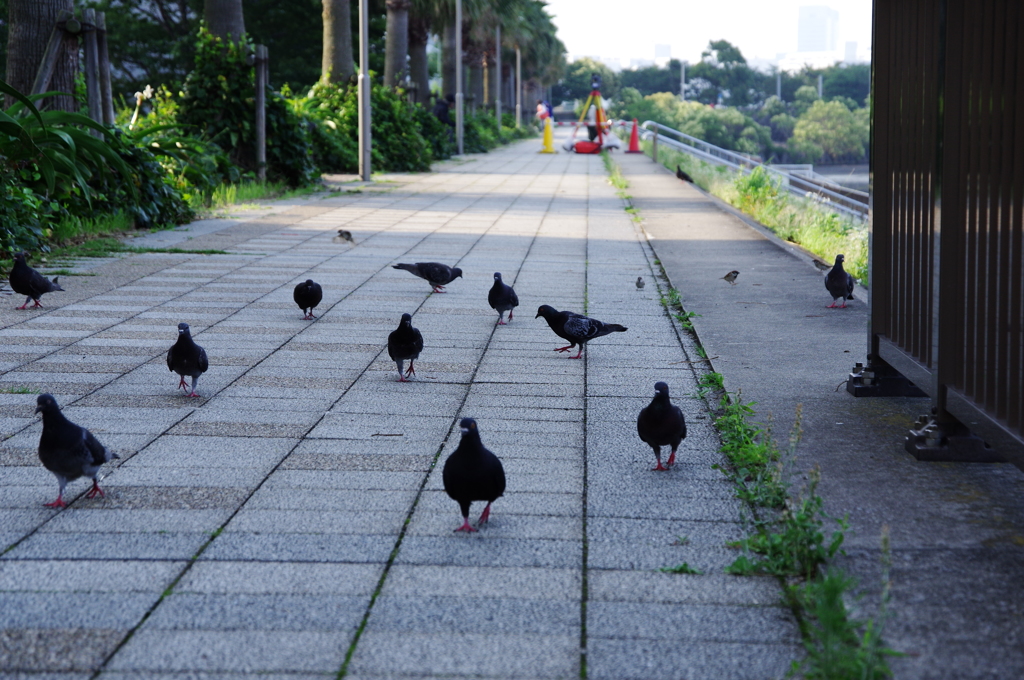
[585,639,799,680]
[0,560,184,592]
[0,629,125,672]
[176,562,383,595]
[144,593,367,631]
[0,592,159,628]
[3,532,210,561]
[199,532,395,563]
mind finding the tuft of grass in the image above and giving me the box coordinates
[49,211,134,244]
[39,269,97,277]
[48,238,228,260]
[0,386,39,394]
[659,562,704,575]
[674,310,701,330]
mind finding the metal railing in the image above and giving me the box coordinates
[634,119,870,221]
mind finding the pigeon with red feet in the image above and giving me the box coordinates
[166,322,208,397]
[535,304,627,359]
[36,394,119,508]
[392,262,463,293]
[293,279,323,320]
[825,254,855,308]
[9,251,64,310]
[442,418,506,533]
[637,382,687,471]
[387,313,423,382]
[487,272,519,325]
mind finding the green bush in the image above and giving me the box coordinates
[178,29,316,187]
[411,103,454,162]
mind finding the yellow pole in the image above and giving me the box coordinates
[540,117,556,153]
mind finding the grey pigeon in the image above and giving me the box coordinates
[387,313,424,382]
[442,418,506,532]
[333,229,354,244]
[825,254,855,308]
[636,276,645,290]
[637,382,687,471]
[35,394,119,508]
[487,272,519,325]
[9,252,64,310]
[392,262,463,293]
[535,305,627,359]
[166,322,209,397]
[293,279,323,320]
[722,270,739,285]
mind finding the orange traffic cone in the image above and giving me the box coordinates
[625,118,642,153]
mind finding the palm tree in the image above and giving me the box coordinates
[204,0,245,41]
[322,0,355,83]
[383,0,411,87]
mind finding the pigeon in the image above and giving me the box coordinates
[392,262,463,293]
[9,252,64,310]
[35,394,119,508]
[637,382,687,471]
[825,254,855,308]
[722,270,739,285]
[535,305,627,359]
[293,279,323,320]
[333,229,355,244]
[487,272,519,325]
[636,276,645,290]
[442,418,506,532]
[387,313,424,381]
[166,322,209,397]
[676,165,694,183]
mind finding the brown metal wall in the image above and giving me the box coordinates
[872,0,1024,450]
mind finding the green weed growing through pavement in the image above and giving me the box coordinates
[659,562,704,575]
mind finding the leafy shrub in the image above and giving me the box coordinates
[411,103,454,162]
[178,29,316,187]
[0,162,51,253]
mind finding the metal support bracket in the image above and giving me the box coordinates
[846,359,927,398]
[904,412,1004,463]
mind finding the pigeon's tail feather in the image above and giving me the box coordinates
[605,324,627,333]
[392,264,416,273]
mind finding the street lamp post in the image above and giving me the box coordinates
[515,45,521,128]
[495,26,502,131]
[358,0,371,180]
[455,0,464,154]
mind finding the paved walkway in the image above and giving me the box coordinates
[1,138,799,679]
[615,150,1024,679]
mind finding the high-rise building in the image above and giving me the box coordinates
[654,44,671,68]
[798,6,839,52]
[844,41,858,63]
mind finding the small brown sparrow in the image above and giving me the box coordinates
[722,270,739,285]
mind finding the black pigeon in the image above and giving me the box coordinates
[676,165,694,183]
[35,394,119,508]
[387,313,424,382]
[637,382,687,471]
[487,272,519,325]
[636,276,645,290]
[9,251,64,310]
[392,262,463,293]
[333,229,355,244]
[166,322,209,397]
[293,279,323,320]
[535,305,627,359]
[442,418,506,532]
[825,254,855,308]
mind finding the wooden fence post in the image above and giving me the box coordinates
[96,12,115,125]
[82,9,102,130]
[31,9,74,97]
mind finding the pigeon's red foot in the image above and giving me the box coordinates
[652,462,669,471]
[432,286,447,293]
[85,481,105,499]
[454,518,478,533]
[44,496,67,508]
[16,304,28,310]
[508,311,514,321]
[554,345,574,353]
[33,300,42,308]
[478,503,493,525]
[827,302,837,308]
[569,350,583,359]
[177,376,188,390]
[405,361,416,378]
[187,391,201,398]
[840,303,847,308]
[397,375,408,382]
[667,451,676,466]
[497,319,507,325]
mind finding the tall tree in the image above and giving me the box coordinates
[203,0,243,41]
[4,0,78,110]
[383,0,410,87]
[321,0,354,82]
[407,12,429,102]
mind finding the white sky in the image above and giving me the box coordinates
[544,0,873,66]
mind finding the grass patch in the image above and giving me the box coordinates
[633,137,868,282]
[0,386,39,394]
[701,390,898,677]
[659,562,704,575]
[49,211,135,244]
[38,269,97,277]
[45,238,229,261]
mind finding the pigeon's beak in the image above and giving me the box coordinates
[34,405,42,414]
[460,427,470,434]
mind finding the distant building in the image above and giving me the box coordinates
[798,6,839,52]
[630,58,655,69]
[654,44,671,68]
[844,41,858,63]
